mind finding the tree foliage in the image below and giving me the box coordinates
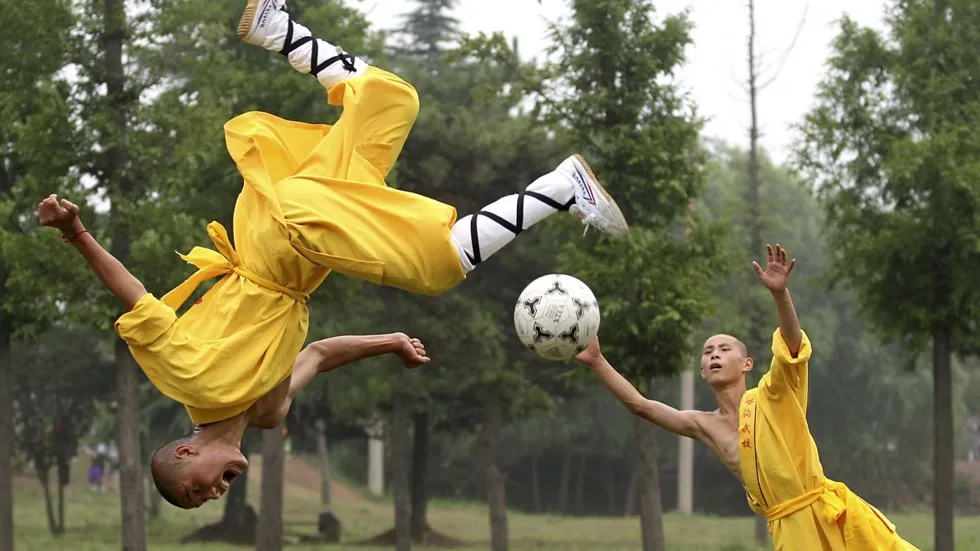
[795,2,980,547]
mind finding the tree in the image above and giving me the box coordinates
[104,0,146,546]
[0,314,9,550]
[740,0,806,543]
[11,328,114,536]
[394,0,460,62]
[355,0,571,547]
[538,2,723,549]
[0,0,80,545]
[795,2,980,548]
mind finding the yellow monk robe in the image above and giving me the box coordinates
[114,68,465,425]
[737,329,919,550]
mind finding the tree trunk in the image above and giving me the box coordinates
[39,469,58,536]
[115,348,145,551]
[222,467,249,528]
[636,416,666,551]
[754,515,769,546]
[746,2,769,545]
[607,471,616,516]
[223,429,254,529]
[623,462,638,516]
[147,469,161,518]
[104,0,145,548]
[530,454,542,513]
[573,454,586,514]
[556,453,572,515]
[934,327,954,551]
[677,370,695,514]
[409,412,429,538]
[391,384,412,551]
[256,428,285,551]
[0,326,12,551]
[315,419,332,509]
[57,478,65,534]
[480,399,508,551]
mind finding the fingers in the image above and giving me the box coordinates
[406,337,429,368]
[764,244,790,266]
[61,199,79,215]
[787,259,796,276]
[752,260,764,278]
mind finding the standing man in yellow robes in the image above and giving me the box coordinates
[575,244,919,550]
[37,0,628,509]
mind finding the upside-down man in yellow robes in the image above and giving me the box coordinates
[37,0,628,510]
[575,244,919,550]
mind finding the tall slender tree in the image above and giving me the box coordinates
[796,1,980,548]
[540,1,724,549]
[104,0,146,545]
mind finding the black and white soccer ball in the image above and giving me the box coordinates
[514,274,601,361]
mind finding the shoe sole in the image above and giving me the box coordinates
[572,154,630,238]
[236,0,260,40]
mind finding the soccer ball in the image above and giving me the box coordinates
[514,274,601,361]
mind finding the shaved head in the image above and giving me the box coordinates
[151,434,194,509]
[705,334,748,358]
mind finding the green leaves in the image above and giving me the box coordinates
[796,1,980,352]
[545,0,718,381]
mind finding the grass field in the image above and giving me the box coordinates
[10,456,980,551]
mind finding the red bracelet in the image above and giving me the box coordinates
[62,229,89,243]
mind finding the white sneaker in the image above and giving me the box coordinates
[237,0,288,48]
[557,154,629,239]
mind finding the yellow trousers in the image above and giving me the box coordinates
[224,66,466,297]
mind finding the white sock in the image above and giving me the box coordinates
[450,171,575,273]
[260,9,369,89]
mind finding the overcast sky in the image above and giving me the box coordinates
[358,0,888,165]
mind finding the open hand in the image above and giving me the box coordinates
[573,337,602,367]
[395,335,429,369]
[753,244,796,293]
[38,194,82,234]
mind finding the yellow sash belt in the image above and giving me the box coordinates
[765,479,847,523]
[160,221,309,311]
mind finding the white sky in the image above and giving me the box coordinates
[359,0,888,165]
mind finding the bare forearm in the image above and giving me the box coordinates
[771,288,802,356]
[590,355,649,413]
[312,333,404,374]
[287,333,405,401]
[68,226,147,310]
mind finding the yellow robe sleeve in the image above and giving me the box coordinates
[115,294,177,348]
[114,294,217,402]
[759,328,811,412]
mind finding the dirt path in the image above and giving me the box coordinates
[247,454,371,505]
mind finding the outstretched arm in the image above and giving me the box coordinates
[38,195,147,310]
[771,289,801,356]
[575,339,702,440]
[265,333,428,425]
[753,243,802,357]
[287,333,428,400]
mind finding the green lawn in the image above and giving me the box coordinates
[9,458,980,551]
